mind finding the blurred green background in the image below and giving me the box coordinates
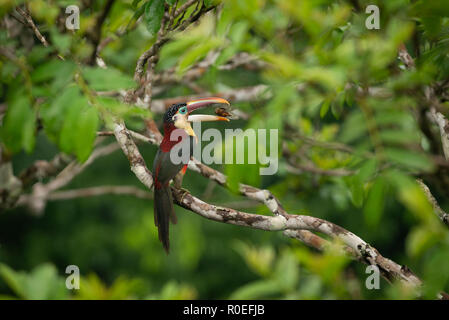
[1,0,449,299]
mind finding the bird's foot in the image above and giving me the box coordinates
[172,186,190,203]
[178,187,190,203]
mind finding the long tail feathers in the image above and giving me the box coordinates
[154,185,177,254]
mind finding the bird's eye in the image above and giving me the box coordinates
[178,106,187,114]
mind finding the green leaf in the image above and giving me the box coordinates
[144,0,165,35]
[76,107,99,162]
[40,85,82,143]
[339,111,366,143]
[97,96,151,119]
[60,102,84,154]
[345,175,364,208]
[357,158,378,182]
[127,1,146,30]
[132,0,143,8]
[158,36,201,70]
[411,0,449,18]
[384,148,434,172]
[225,162,261,194]
[406,226,440,258]
[364,177,386,227]
[0,264,26,299]
[22,107,37,153]
[273,250,299,291]
[422,248,449,298]
[331,92,345,119]
[50,27,71,55]
[25,264,67,300]
[60,99,98,162]
[203,0,215,7]
[31,60,66,83]
[0,263,67,300]
[319,98,331,118]
[0,93,36,154]
[27,46,54,65]
[379,130,419,145]
[234,242,274,277]
[229,279,282,299]
[228,20,249,45]
[177,38,222,75]
[374,110,414,127]
[31,60,76,96]
[82,66,135,91]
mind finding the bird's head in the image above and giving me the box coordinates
[164,97,230,138]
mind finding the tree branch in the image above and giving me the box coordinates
[113,121,154,190]
[19,142,119,214]
[19,185,152,204]
[428,106,449,160]
[15,6,64,60]
[89,0,115,65]
[398,44,449,228]
[110,120,423,290]
[18,153,73,188]
[0,147,22,211]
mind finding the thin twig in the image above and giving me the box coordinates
[48,185,152,200]
[15,7,64,60]
[89,0,116,65]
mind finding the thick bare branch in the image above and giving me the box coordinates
[113,121,154,190]
[110,120,423,290]
[171,187,421,288]
[429,107,449,160]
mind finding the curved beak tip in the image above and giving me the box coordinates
[186,97,231,112]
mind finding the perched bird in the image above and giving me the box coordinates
[153,97,230,253]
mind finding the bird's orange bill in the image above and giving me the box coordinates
[187,115,230,122]
[186,97,230,113]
